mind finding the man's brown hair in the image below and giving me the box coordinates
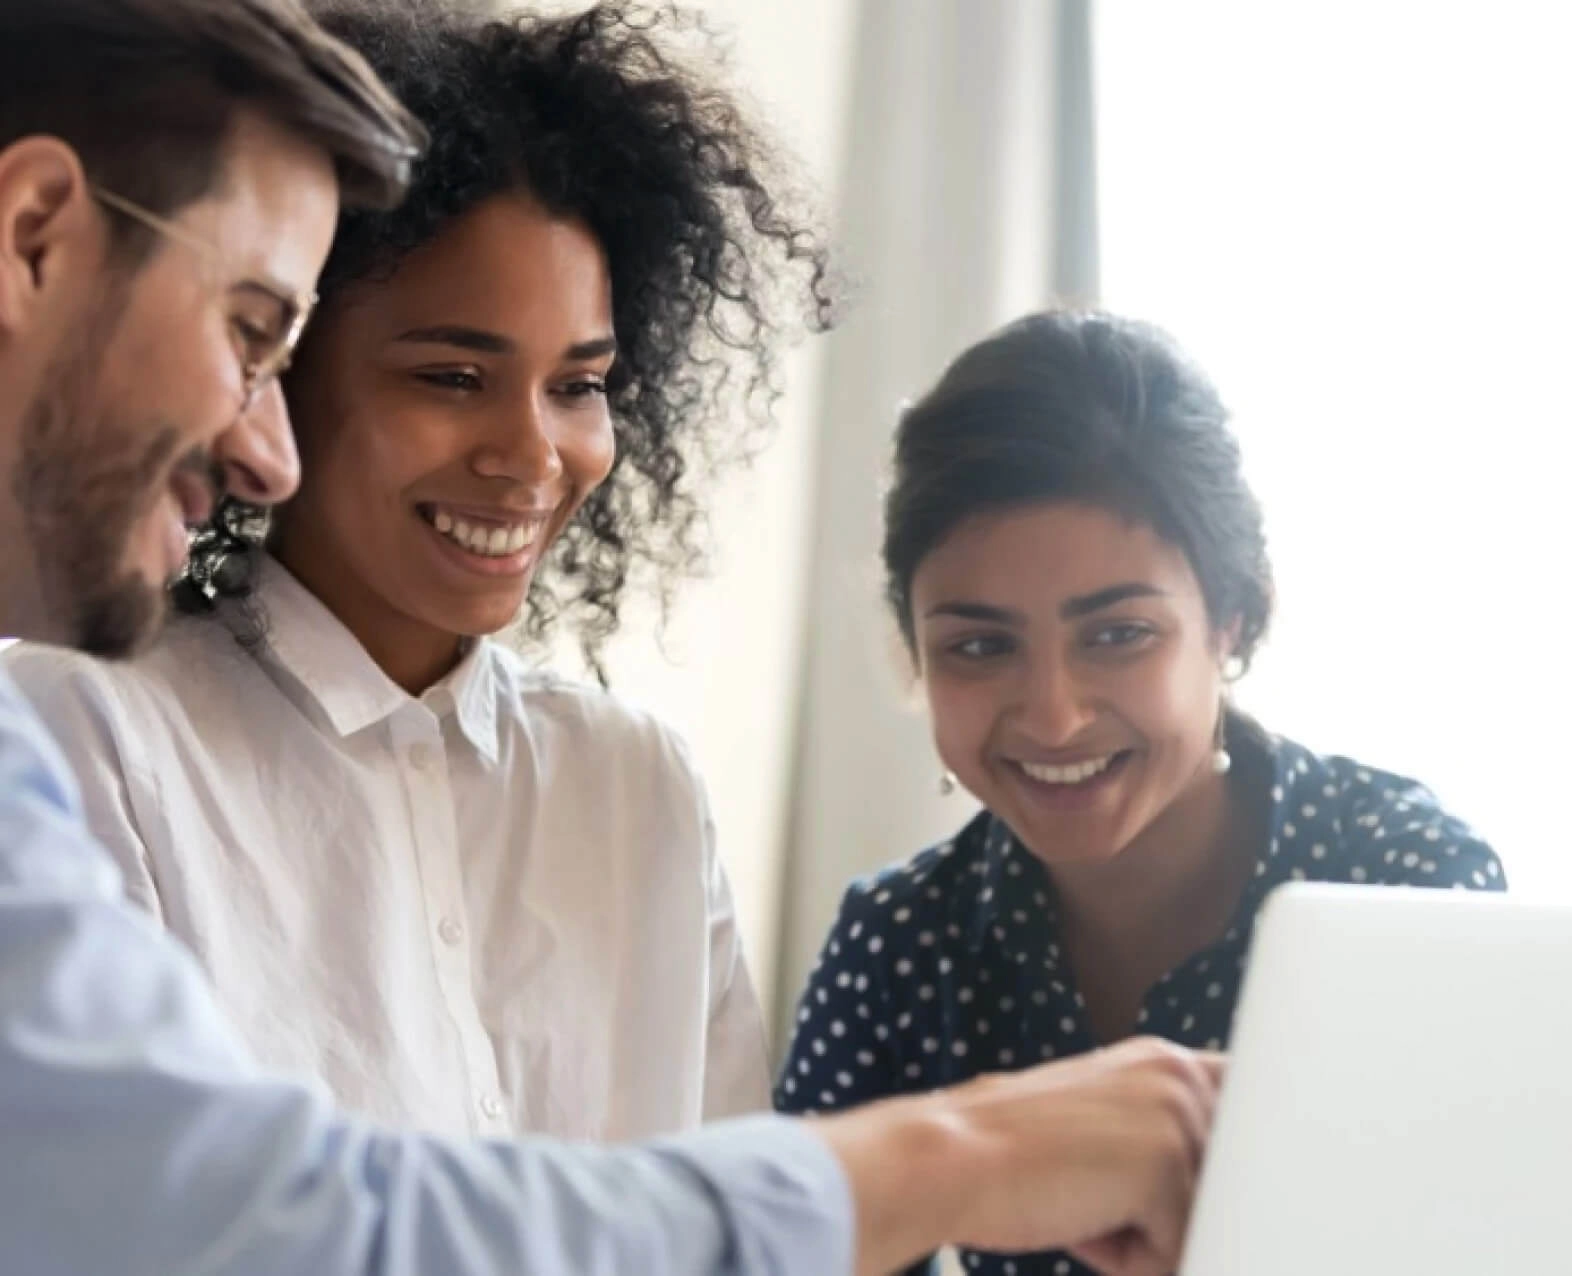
[0,0,426,249]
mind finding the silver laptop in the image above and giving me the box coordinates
[1180,882,1572,1275]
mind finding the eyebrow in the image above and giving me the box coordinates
[1060,583,1168,619]
[924,601,1026,626]
[393,326,618,362]
[923,583,1167,625]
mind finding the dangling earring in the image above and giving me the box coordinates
[1213,654,1243,775]
[939,770,957,795]
[1210,707,1233,776]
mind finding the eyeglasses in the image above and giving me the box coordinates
[92,187,318,411]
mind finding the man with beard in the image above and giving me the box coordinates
[0,2,1224,1273]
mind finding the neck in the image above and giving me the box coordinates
[1050,756,1253,948]
[270,532,464,697]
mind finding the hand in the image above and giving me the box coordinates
[817,1036,1225,1276]
[947,1038,1224,1273]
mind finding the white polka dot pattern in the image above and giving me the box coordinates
[775,731,1506,1276]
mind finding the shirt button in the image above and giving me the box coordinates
[437,916,464,946]
[409,743,434,771]
[480,1094,505,1121]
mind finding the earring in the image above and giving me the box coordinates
[1210,700,1233,776]
[939,770,957,796]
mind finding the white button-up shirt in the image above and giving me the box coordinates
[4,557,770,1141]
[0,668,851,1276]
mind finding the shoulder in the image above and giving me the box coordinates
[0,663,86,805]
[0,672,124,896]
[489,649,701,783]
[822,812,994,944]
[3,641,130,728]
[483,647,712,858]
[3,618,243,737]
[1275,737,1505,891]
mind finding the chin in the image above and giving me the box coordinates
[1020,834,1126,867]
[432,594,528,641]
[72,577,165,660]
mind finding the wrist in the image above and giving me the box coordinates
[814,1087,997,1276]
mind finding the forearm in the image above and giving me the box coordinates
[1,864,853,1274]
[812,1093,983,1276]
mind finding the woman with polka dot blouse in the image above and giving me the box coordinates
[776,310,1506,1276]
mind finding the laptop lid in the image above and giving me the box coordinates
[1179,882,1572,1275]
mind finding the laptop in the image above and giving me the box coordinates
[1179,882,1572,1275]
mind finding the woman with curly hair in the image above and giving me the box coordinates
[5,0,831,1142]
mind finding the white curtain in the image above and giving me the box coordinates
[772,0,1100,1038]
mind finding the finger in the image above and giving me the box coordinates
[1143,1044,1225,1169]
[1137,1128,1199,1271]
[1153,1040,1226,1102]
[1070,1112,1199,1275]
[1068,1232,1129,1274]
[1144,1156,1201,1276]
[1192,1048,1227,1090]
[1153,1069,1212,1175]
[1069,1231,1171,1276]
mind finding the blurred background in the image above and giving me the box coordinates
[529,0,1572,1044]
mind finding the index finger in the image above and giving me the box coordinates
[1193,1050,1226,1088]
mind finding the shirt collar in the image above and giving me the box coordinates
[1238,727,1335,900]
[230,555,501,763]
[427,640,501,765]
[968,812,1026,952]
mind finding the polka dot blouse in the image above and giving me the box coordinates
[775,727,1506,1276]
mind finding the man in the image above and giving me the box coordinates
[0,2,1224,1274]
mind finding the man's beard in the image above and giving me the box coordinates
[12,300,197,659]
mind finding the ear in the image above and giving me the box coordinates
[1214,614,1245,677]
[0,137,95,338]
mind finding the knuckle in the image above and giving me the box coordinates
[1137,1036,1203,1085]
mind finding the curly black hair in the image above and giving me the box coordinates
[175,0,836,676]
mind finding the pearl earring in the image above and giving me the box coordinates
[939,770,957,796]
[1211,651,1243,775]
[1211,699,1232,775]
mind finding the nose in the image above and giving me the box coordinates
[1015,651,1097,746]
[470,394,565,486]
[212,379,301,506]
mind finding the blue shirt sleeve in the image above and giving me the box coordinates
[777,879,938,1276]
[0,674,852,1276]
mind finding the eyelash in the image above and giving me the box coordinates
[946,634,1016,661]
[230,317,275,358]
[1087,622,1157,649]
[417,368,484,392]
[412,371,610,399]
[555,376,609,400]
[940,622,1158,664]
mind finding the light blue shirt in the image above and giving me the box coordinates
[0,669,851,1276]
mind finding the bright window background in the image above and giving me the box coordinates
[1098,4,1572,899]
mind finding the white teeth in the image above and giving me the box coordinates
[426,508,537,558]
[1019,755,1117,786]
